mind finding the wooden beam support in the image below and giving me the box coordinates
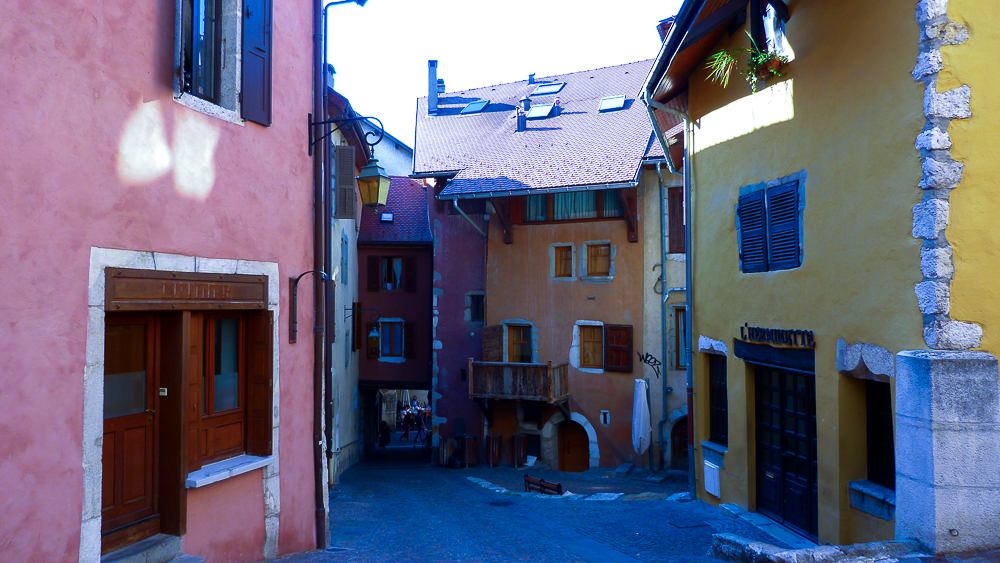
[619,188,639,243]
[475,399,494,427]
[556,400,572,422]
[491,197,513,244]
[680,0,749,50]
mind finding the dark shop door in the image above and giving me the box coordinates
[755,365,818,540]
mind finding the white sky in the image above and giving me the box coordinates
[326,0,682,149]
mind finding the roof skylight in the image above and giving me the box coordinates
[525,103,554,120]
[530,82,565,96]
[599,95,626,112]
[461,100,490,114]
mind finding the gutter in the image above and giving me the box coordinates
[438,178,641,201]
[452,198,487,237]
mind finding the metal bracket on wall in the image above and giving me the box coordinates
[289,270,328,344]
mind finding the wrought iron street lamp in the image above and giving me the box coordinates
[308,113,391,206]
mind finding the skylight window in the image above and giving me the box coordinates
[461,100,490,114]
[525,103,554,120]
[599,95,626,112]
[530,82,565,96]
[380,212,394,223]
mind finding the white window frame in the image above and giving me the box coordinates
[580,240,615,283]
[570,320,604,374]
[549,242,577,281]
[378,318,405,363]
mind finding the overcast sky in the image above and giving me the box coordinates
[326,0,683,149]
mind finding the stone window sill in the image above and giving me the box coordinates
[173,91,245,126]
[701,441,727,469]
[581,275,613,284]
[848,479,895,521]
[187,454,274,488]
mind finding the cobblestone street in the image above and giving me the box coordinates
[276,452,791,563]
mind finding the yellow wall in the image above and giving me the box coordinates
[940,1,1000,353]
[685,0,924,544]
[486,179,650,468]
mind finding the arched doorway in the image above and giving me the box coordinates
[558,420,590,472]
[670,416,688,470]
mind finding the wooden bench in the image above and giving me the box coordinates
[524,475,563,495]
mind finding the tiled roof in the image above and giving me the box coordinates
[414,60,667,198]
[358,176,433,244]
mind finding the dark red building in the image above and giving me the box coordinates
[356,177,433,446]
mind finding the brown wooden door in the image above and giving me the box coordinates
[559,421,590,472]
[102,315,159,546]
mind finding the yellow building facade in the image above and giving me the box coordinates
[646,0,1000,553]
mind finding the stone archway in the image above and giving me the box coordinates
[663,404,688,469]
[541,411,599,469]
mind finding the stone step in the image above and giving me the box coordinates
[101,534,181,563]
[170,555,206,563]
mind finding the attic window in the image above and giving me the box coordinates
[380,212,394,223]
[526,103,554,120]
[461,100,490,114]
[530,82,565,96]
[599,95,626,112]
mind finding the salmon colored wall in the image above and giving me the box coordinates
[683,0,923,544]
[186,470,266,562]
[485,197,645,468]
[0,0,318,559]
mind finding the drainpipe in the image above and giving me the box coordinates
[451,198,486,237]
[312,0,329,549]
[654,161,670,470]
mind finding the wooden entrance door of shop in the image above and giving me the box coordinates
[755,365,818,539]
[102,314,160,551]
[559,420,590,472]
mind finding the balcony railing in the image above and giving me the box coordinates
[468,359,569,403]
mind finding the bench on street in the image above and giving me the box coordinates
[524,475,563,495]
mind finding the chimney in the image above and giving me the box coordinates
[428,60,438,115]
[437,78,445,93]
[326,64,336,90]
[520,96,531,112]
[516,108,527,133]
[657,16,675,42]
[553,97,561,117]
[528,73,535,84]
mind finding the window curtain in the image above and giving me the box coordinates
[392,258,402,289]
[554,191,598,220]
[525,195,547,222]
[603,190,624,218]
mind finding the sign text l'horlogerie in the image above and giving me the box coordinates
[740,323,815,348]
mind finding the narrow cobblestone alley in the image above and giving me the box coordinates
[275,453,790,563]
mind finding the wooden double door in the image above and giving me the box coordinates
[755,365,818,540]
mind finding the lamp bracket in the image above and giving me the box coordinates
[344,306,380,324]
[308,113,386,156]
[289,270,329,344]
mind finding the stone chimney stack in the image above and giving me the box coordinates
[553,97,561,117]
[428,60,438,115]
[520,96,531,112]
[516,108,526,133]
[528,73,535,84]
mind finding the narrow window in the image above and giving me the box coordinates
[341,236,349,287]
[587,244,611,276]
[470,294,485,323]
[709,355,728,446]
[381,257,403,290]
[508,325,533,363]
[866,380,895,490]
[668,187,685,254]
[554,246,573,277]
[674,309,687,369]
[183,0,221,103]
[380,321,404,358]
[580,326,603,369]
[524,194,548,222]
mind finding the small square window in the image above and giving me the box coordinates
[508,325,533,363]
[555,246,573,277]
[470,294,485,323]
[380,212,394,223]
[587,244,611,276]
[530,82,565,96]
[526,103,554,120]
[461,100,490,114]
[598,95,626,112]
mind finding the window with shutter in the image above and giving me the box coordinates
[766,181,800,271]
[737,190,768,273]
[366,256,380,292]
[709,355,728,446]
[334,146,357,220]
[604,324,633,373]
[403,257,417,293]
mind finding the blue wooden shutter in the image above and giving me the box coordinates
[738,190,768,273]
[241,0,272,126]
[766,181,800,270]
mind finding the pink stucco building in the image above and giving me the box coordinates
[1,0,330,561]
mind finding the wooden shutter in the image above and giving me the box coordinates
[604,324,633,373]
[240,0,271,126]
[366,322,378,358]
[334,146,357,220]
[667,187,685,254]
[366,255,380,292]
[404,322,415,358]
[246,310,273,456]
[737,190,768,273]
[481,325,504,362]
[352,301,362,351]
[766,181,800,270]
[403,256,417,292]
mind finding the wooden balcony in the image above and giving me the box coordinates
[468,359,569,403]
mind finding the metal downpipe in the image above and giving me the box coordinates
[654,162,670,470]
[683,117,695,498]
